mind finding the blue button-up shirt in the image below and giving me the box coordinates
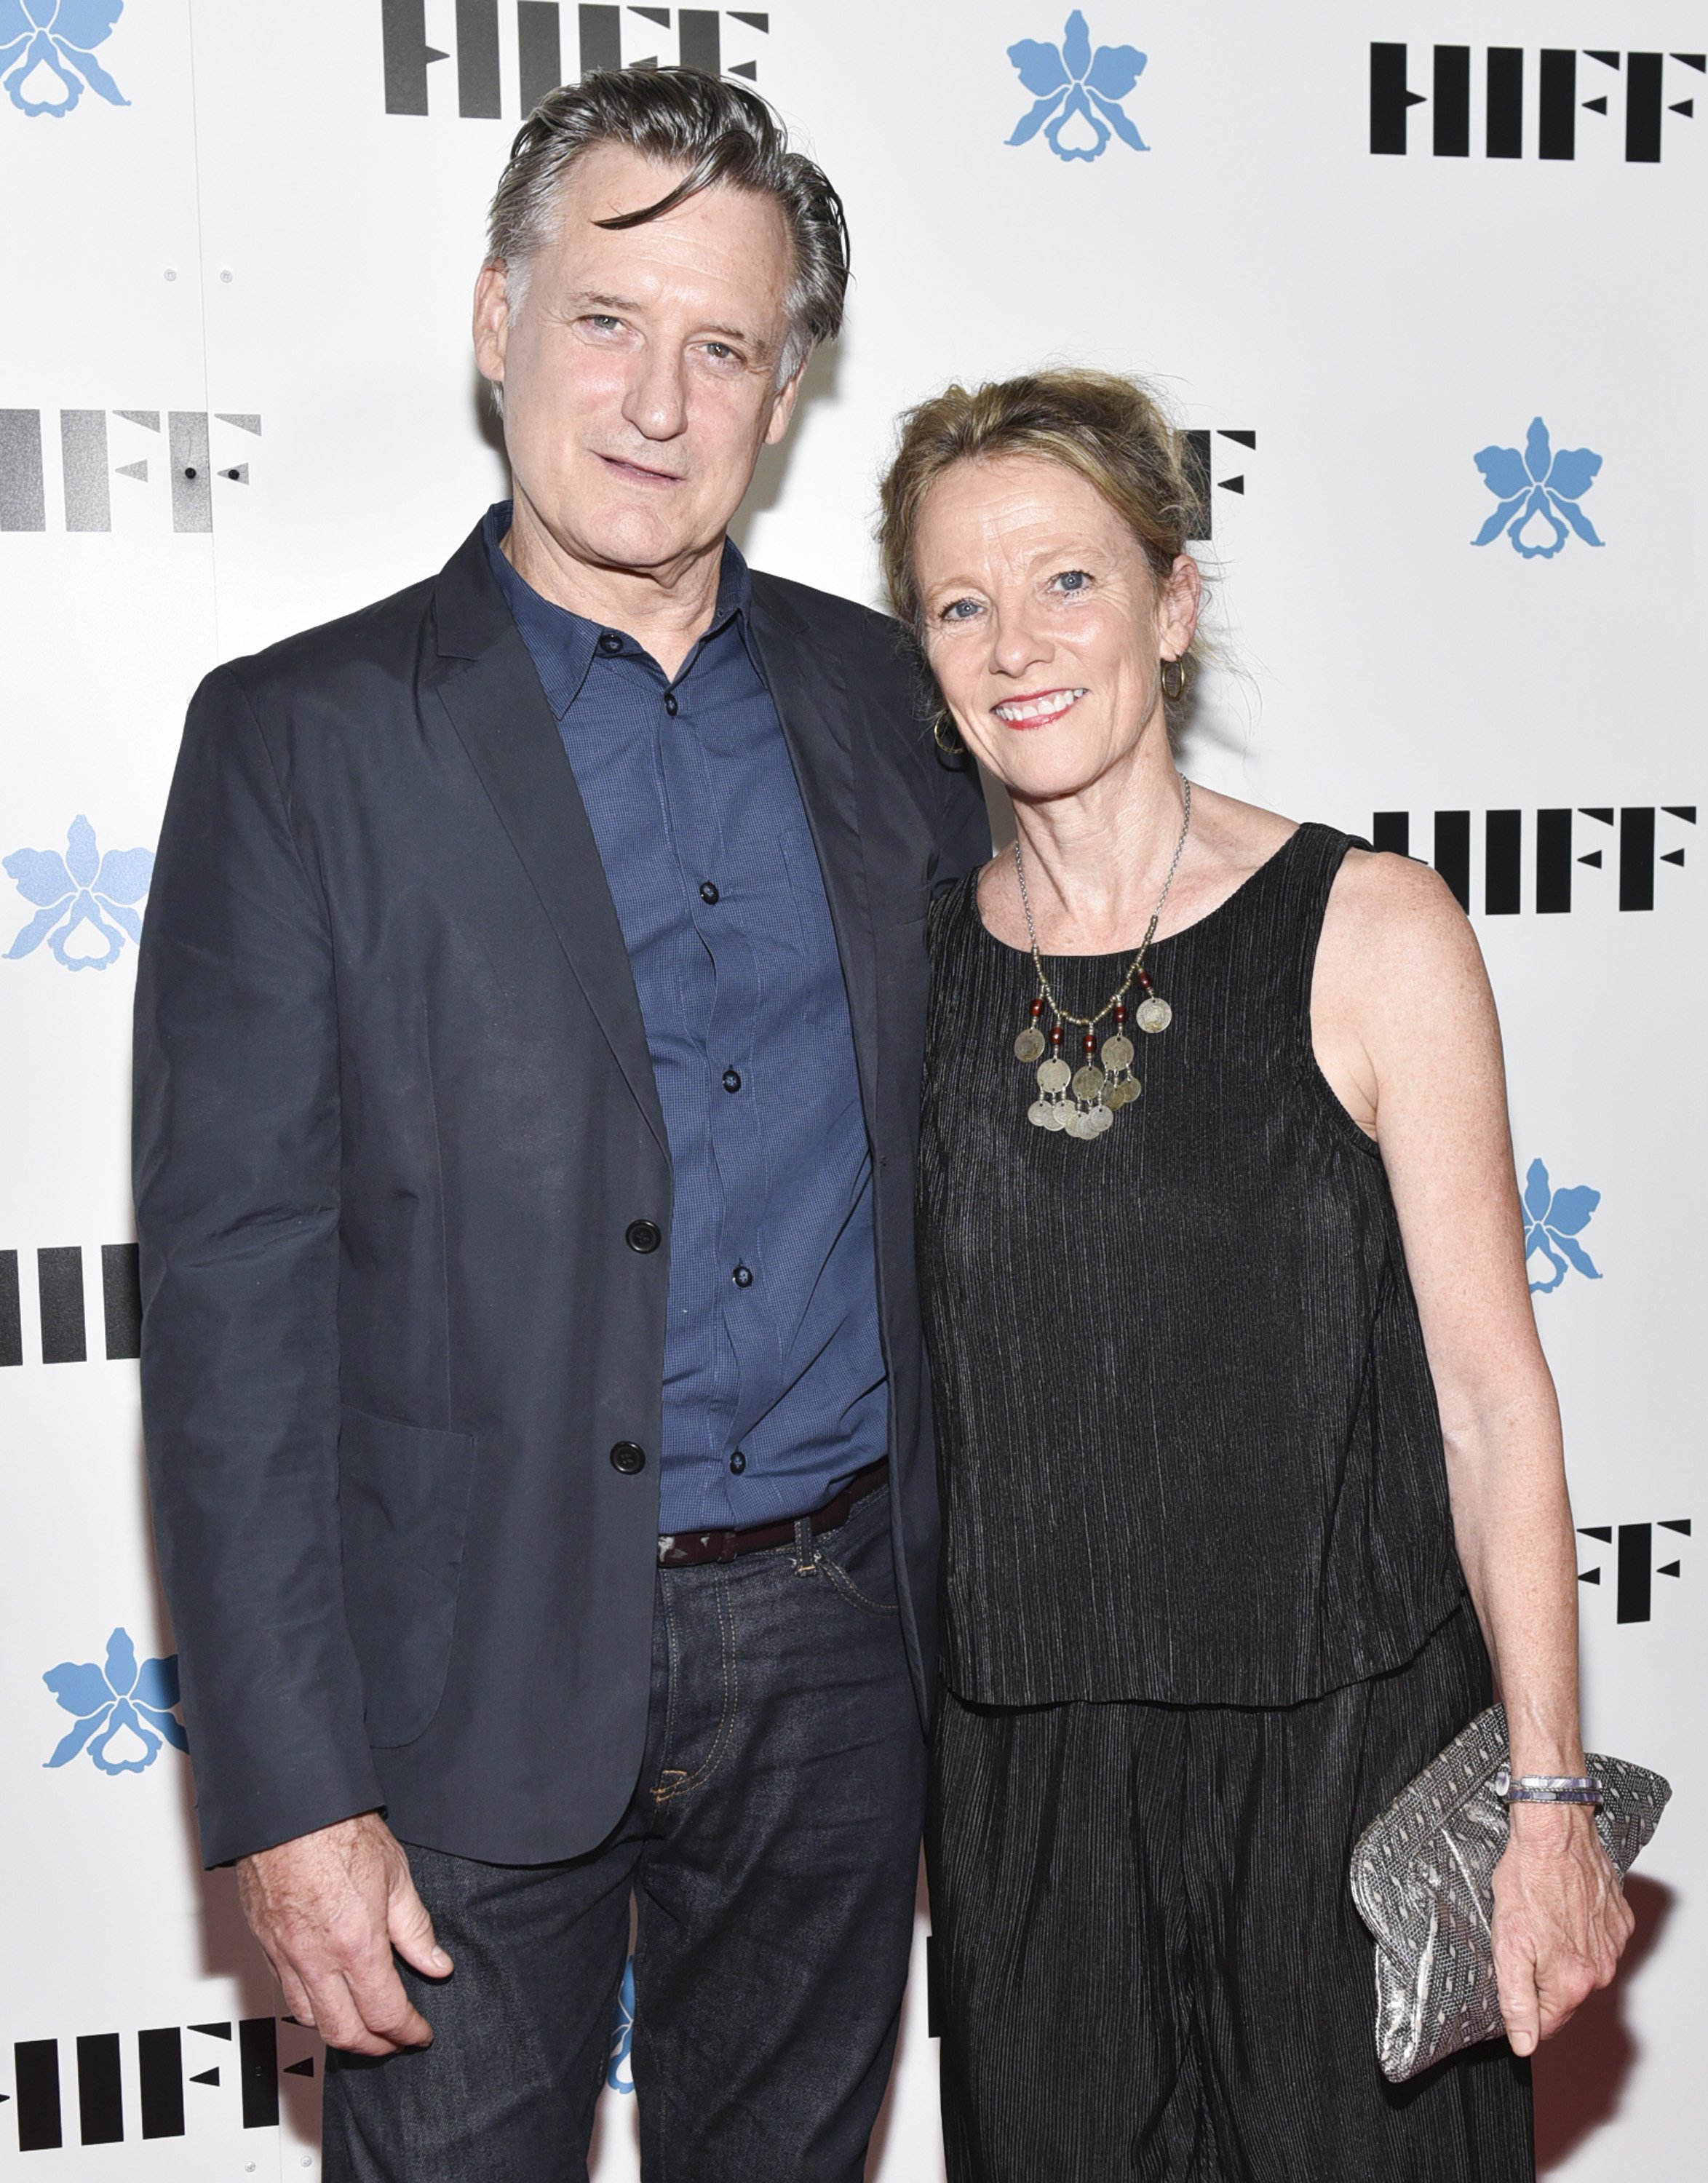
[485,506,889,1532]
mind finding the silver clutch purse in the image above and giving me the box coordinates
[1348,1703,1670,2082]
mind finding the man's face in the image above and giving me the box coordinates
[474,143,803,577]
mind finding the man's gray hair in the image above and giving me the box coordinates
[488,68,850,383]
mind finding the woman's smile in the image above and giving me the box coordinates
[989,686,1088,728]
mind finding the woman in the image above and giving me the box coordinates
[878,370,1632,2181]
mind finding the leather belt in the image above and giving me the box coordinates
[658,1458,889,1567]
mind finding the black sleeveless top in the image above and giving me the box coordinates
[918,824,1466,1708]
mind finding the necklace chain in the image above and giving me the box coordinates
[1012,778,1193,1030]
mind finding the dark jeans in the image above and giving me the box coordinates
[323,1484,924,2182]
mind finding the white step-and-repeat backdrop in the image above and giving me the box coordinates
[1,3,1700,2175]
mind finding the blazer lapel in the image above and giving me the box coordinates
[747,583,880,1105]
[431,529,668,1159]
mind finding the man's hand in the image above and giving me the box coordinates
[1490,1804,1634,2057]
[237,1813,451,2056]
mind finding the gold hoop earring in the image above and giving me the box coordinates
[932,709,965,756]
[1160,657,1189,704]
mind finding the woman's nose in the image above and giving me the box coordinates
[989,609,1048,677]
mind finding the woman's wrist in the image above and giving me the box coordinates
[1506,1799,1598,1849]
[1506,1743,1589,1781]
[1498,1696,1586,1781]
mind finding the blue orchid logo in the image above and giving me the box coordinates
[4,816,153,970]
[606,1957,636,2093]
[1473,418,1605,560]
[1,1,127,116]
[1008,11,1147,162]
[1522,1159,1602,1295]
[44,1628,187,1775]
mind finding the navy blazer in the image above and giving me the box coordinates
[133,520,989,1868]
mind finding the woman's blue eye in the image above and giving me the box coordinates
[943,599,981,621]
[1054,569,1091,593]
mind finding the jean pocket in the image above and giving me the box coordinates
[338,1407,477,1747]
[813,1493,900,1617]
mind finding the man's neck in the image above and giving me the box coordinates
[501,497,727,683]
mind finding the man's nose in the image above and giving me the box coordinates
[622,346,689,442]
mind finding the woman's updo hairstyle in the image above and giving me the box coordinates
[878,367,1201,675]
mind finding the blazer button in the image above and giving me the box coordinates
[626,1219,662,1254]
[609,1442,646,1475]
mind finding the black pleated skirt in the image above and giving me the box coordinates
[927,1606,1534,2183]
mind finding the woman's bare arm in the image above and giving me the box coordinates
[1312,848,1633,2055]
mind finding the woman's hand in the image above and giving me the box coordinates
[1490,1804,1634,2054]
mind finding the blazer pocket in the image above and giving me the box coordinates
[338,1407,477,1749]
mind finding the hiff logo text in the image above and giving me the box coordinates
[1371,45,1703,162]
[1370,806,1694,916]
[7,2016,316,2153]
[1577,1519,1691,1624]
[0,1241,140,1367]
[381,1,768,119]
[1180,430,1255,540]
[0,409,260,533]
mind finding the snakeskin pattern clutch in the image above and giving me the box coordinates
[1349,1703,1670,2082]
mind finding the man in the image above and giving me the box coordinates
[134,69,987,2182]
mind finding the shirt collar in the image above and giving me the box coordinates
[482,501,753,720]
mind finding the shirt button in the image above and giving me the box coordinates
[609,1442,646,1475]
[729,1450,747,1475]
[721,1068,742,1094]
[699,880,720,906]
[625,1219,662,1254]
[732,1265,754,1289]
[664,693,679,716]
[597,631,624,655]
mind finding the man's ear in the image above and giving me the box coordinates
[472,261,513,389]
[763,359,809,448]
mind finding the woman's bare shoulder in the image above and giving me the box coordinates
[1320,846,1492,1017]
[1330,845,1475,946]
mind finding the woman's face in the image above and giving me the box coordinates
[914,453,1198,805]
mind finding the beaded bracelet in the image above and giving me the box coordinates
[1493,1765,1602,1806]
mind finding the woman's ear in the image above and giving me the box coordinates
[1158,553,1202,661]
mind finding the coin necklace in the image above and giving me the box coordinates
[1013,779,1191,1140]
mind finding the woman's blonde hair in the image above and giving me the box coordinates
[877,367,1201,669]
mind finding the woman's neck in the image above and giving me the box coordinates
[1005,750,1188,955]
